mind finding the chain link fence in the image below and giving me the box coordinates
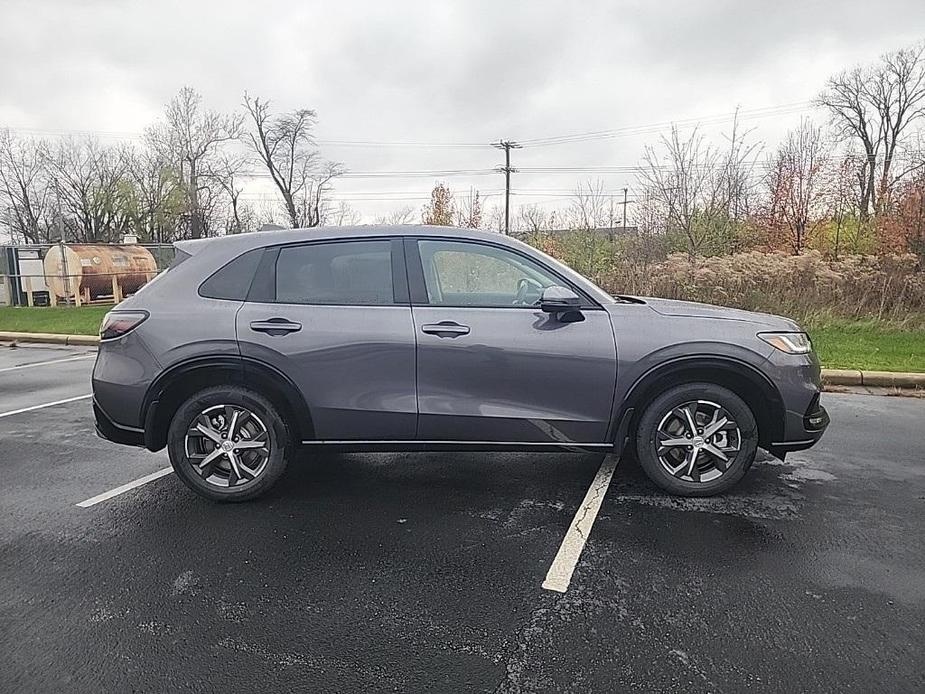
[0,243,175,308]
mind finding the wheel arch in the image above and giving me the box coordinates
[613,356,785,452]
[142,356,314,452]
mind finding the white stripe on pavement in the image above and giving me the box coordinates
[76,467,174,508]
[0,354,95,373]
[0,393,93,419]
[542,454,619,593]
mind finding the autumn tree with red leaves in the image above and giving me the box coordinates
[764,119,830,254]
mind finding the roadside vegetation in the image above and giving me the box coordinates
[1,304,922,373]
[0,306,109,336]
[807,319,925,372]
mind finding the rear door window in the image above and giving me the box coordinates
[275,240,395,305]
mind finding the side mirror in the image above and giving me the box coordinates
[540,286,584,321]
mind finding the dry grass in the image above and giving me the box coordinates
[597,251,925,324]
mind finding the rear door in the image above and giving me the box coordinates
[407,237,617,445]
[235,238,416,440]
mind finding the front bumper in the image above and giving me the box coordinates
[767,393,829,457]
[93,398,145,447]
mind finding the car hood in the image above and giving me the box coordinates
[632,296,800,330]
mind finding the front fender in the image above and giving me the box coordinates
[607,346,786,451]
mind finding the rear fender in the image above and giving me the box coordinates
[142,356,313,451]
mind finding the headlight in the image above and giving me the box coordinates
[758,332,812,354]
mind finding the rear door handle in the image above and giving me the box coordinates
[421,321,470,338]
[250,318,302,336]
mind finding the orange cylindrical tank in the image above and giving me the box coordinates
[43,244,158,300]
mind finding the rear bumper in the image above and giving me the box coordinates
[93,398,145,447]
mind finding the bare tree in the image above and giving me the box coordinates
[454,188,483,228]
[639,126,720,261]
[123,146,182,243]
[623,191,670,290]
[564,180,616,276]
[0,129,51,243]
[243,93,344,228]
[374,206,415,225]
[717,112,762,232]
[327,200,362,226]
[518,204,555,234]
[826,152,865,257]
[638,120,759,260]
[45,137,130,242]
[765,119,830,254]
[818,42,925,218]
[204,152,250,234]
[147,87,242,238]
[484,203,507,233]
[568,180,611,230]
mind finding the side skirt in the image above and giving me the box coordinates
[299,440,614,454]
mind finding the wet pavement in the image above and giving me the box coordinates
[0,343,922,693]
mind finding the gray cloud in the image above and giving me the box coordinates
[1,0,923,219]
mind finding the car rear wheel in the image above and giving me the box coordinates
[634,382,758,497]
[167,386,291,502]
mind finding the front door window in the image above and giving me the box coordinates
[417,240,561,308]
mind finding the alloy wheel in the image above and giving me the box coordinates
[654,399,741,483]
[183,404,271,488]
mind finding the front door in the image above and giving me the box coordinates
[407,238,617,444]
[236,238,416,440]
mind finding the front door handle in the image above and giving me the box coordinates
[421,321,470,338]
[250,318,302,336]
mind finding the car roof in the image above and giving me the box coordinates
[175,225,512,255]
[171,224,616,306]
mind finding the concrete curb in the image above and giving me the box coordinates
[0,331,100,346]
[858,370,925,388]
[820,368,925,388]
[1,330,923,388]
[821,369,863,386]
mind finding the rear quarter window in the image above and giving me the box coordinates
[170,249,193,269]
[199,248,264,301]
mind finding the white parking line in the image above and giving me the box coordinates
[76,467,174,508]
[0,354,95,373]
[542,454,619,593]
[0,393,93,419]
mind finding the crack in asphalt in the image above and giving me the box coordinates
[572,471,612,541]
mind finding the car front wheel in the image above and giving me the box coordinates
[634,382,758,497]
[167,386,291,502]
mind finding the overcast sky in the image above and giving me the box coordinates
[1,0,924,222]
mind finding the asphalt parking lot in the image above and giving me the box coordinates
[0,343,923,693]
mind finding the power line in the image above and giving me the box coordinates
[314,139,489,149]
[0,100,816,151]
[239,168,499,180]
[517,102,814,147]
[0,125,492,148]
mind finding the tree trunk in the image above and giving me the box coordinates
[189,159,202,239]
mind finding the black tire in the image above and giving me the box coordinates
[167,385,291,502]
[634,382,758,497]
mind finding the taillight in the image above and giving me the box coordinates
[99,310,149,341]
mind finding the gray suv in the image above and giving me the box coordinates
[92,225,829,501]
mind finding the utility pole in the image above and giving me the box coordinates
[622,187,628,230]
[492,140,521,234]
